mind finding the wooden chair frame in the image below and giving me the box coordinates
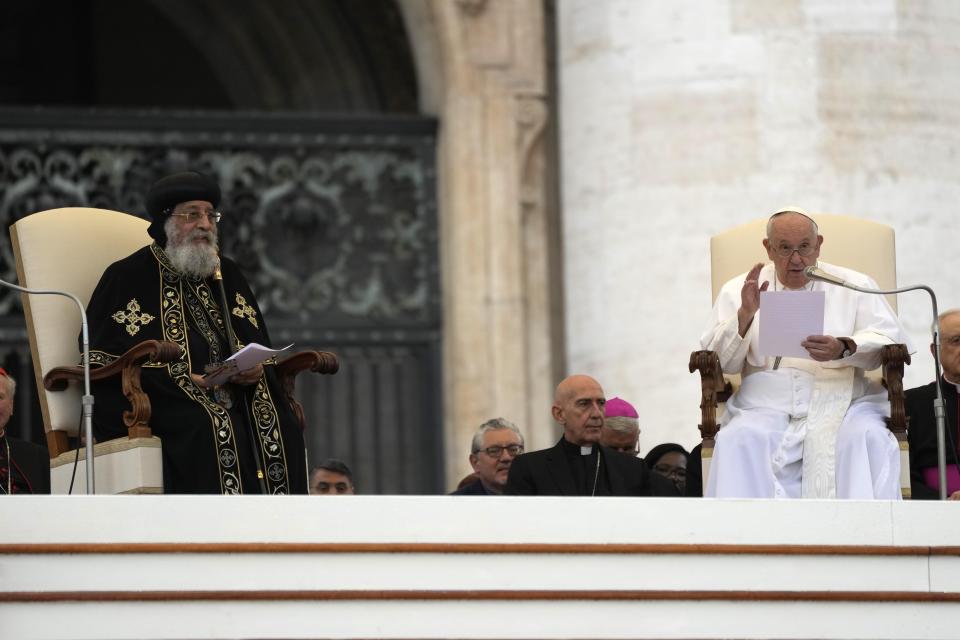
[690,345,911,469]
[42,342,339,456]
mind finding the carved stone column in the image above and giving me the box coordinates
[399,0,561,488]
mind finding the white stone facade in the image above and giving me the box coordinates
[558,0,960,455]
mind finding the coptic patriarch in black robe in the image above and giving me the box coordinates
[84,172,307,494]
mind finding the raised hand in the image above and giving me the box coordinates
[738,262,769,336]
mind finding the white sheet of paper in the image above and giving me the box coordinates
[202,342,294,386]
[758,290,825,358]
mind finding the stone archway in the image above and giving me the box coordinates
[398,0,564,486]
[0,0,447,493]
[145,0,418,112]
[0,0,561,490]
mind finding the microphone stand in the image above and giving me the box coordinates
[213,260,267,494]
[805,266,947,500]
[0,278,94,494]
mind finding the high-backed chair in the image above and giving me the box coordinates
[11,208,176,493]
[11,207,339,494]
[689,214,911,497]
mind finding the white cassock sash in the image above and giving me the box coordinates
[773,358,853,498]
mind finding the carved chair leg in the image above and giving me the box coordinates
[881,343,911,499]
[121,363,153,439]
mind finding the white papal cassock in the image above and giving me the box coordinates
[702,262,914,499]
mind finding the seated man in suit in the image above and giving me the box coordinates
[906,309,960,499]
[702,207,912,499]
[0,369,49,494]
[451,418,525,495]
[504,375,675,496]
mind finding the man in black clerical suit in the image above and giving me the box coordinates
[85,172,307,494]
[906,309,960,500]
[0,369,49,494]
[504,375,676,496]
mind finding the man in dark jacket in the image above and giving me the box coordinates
[906,309,960,499]
[505,375,676,496]
[451,418,524,495]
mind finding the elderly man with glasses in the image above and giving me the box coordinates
[701,207,912,499]
[84,171,308,494]
[451,418,525,495]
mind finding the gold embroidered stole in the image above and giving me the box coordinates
[151,245,290,495]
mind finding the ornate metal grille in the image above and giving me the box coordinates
[0,107,442,494]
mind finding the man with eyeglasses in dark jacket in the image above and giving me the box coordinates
[450,418,524,495]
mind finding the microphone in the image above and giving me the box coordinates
[0,278,95,494]
[805,265,949,499]
[803,265,848,287]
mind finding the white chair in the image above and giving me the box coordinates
[10,208,178,494]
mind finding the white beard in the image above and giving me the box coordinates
[164,218,219,278]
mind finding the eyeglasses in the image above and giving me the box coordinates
[653,464,687,479]
[771,242,816,258]
[170,210,222,224]
[475,444,524,458]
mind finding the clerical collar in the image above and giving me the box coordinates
[560,437,594,456]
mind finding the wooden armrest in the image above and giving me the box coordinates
[275,350,340,378]
[43,340,182,390]
[881,343,911,439]
[274,350,340,433]
[42,340,182,441]
[689,350,730,441]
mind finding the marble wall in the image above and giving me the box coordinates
[558,0,960,454]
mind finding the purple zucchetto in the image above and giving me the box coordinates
[604,397,638,419]
[145,171,221,246]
